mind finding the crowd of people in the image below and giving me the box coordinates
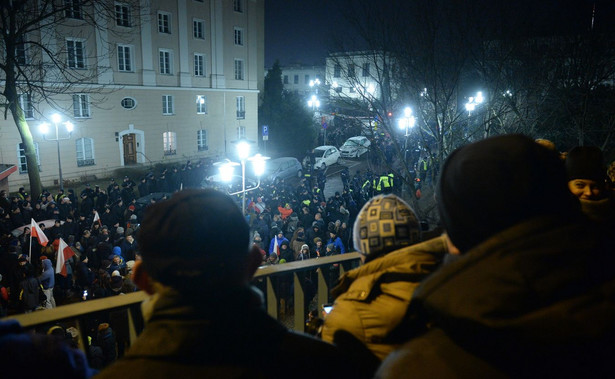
[1,134,614,378]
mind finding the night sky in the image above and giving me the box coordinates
[265,0,615,69]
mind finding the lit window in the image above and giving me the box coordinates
[73,94,90,118]
[196,95,207,114]
[162,95,174,115]
[197,130,208,151]
[76,137,95,166]
[163,131,177,155]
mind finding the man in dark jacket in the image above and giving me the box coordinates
[377,135,615,378]
[97,189,349,378]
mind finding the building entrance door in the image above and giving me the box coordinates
[123,134,137,165]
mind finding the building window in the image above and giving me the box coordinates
[194,54,205,76]
[197,129,208,151]
[117,44,133,72]
[283,75,288,84]
[236,96,245,119]
[362,63,370,77]
[233,0,243,13]
[66,38,85,69]
[65,0,83,19]
[73,94,90,118]
[193,19,205,39]
[15,34,27,65]
[196,95,207,114]
[234,59,244,80]
[234,27,244,46]
[293,75,299,84]
[115,3,132,27]
[163,131,177,155]
[335,86,342,93]
[76,137,95,167]
[237,125,246,139]
[162,95,174,115]
[333,64,341,78]
[304,75,310,84]
[159,49,173,74]
[348,64,355,77]
[18,142,40,174]
[18,94,34,120]
[121,97,137,109]
[158,11,171,34]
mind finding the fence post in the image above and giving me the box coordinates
[293,272,305,332]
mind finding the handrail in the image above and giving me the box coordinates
[3,253,362,331]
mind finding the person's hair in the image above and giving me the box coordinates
[138,189,250,292]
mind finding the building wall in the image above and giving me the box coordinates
[0,0,264,189]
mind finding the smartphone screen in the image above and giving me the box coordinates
[322,304,333,314]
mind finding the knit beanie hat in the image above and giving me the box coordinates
[437,134,578,253]
[565,146,606,182]
[353,194,421,262]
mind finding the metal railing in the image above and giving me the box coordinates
[2,253,361,353]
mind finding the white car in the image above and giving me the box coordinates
[339,136,371,158]
[312,145,341,170]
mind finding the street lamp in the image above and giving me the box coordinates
[398,107,416,163]
[39,113,74,190]
[465,91,484,115]
[307,95,320,111]
[219,139,269,215]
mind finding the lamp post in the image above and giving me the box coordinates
[465,91,484,115]
[39,114,74,190]
[219,140,268,215]
[397,107,416,163]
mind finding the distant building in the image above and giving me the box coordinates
[280,64,325,96]
[325,51,392,101]
[1,0,264,189]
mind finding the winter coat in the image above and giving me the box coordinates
[19,277,41,312]
[268,236,289,254]
[38,259,55,289]
[376,216,615,378]
[327,236,346,254]
[322,236,446,361]
[95,286,350,379]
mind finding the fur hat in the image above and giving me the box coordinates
[353,194,421,262]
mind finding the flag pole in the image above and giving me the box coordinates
[28,228,32,263]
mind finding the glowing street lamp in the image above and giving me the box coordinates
[465,91,484,115]
[39,113,74,189]
[397,107,416,163]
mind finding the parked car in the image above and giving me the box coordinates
[263,157,303,182]
[312,145,340,170]
[339,136,371,158]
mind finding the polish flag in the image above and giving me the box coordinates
[55,238,75,277]
[273,236,279,256]
[30,218,49,247]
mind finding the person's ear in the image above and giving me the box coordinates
[132,261,155,294]
[246,245,263,280]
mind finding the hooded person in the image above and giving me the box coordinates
[322,194,446,370]
[38,258,56,309]
[96,189,349,378]
[377,134,615,378]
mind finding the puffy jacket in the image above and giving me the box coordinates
[322,236,446,361]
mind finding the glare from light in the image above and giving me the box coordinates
[404,107,412,118]
[236,140,251,160]
[250,154,268,177]
[51,113,61,123]
[475,91,484,104]
[39,122,50,134]
[465,102,476,112]
[219,162,235,182]
[197,96,205,104]
[65,122,74,132]
[367,84,376,94]
[332,81,338,88]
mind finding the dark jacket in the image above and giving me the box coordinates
[376,216,615,378]
[96,286,349,378]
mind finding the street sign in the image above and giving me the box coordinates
[322,122,328,129]
[262,125,269,136]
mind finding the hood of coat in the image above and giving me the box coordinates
[411,216,615,367]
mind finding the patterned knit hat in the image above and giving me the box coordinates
[353,194,421,262]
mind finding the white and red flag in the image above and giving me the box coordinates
[92,210,101,227]
[55,238,75,277]
[30,218,49,247]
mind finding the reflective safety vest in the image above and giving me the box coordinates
[378,175,391,190]
[388,173,394,188]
